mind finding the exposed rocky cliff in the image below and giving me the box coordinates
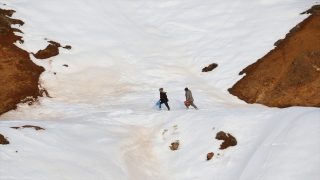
[229,5,320,108]
[0,8,44,115]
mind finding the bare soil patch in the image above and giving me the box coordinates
[0,134,9,145]
[216,131,237,150]
[229,6,320,108]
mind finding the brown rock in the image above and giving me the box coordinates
[202,63,218,72]
[63,45,72,50]
[216,131,237,150]
[11,125,45,130]
[33,42,59,59]
[228,8,320,108]
[169,140,179,151]
[0,134,9,145]
[33,41,71,59]
[207,152,214,160]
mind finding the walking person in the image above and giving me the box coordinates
[159,88,170,111]
[185,87,198,110]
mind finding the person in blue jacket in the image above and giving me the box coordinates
[159,88,170,111]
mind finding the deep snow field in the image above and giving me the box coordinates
[1,0,319,179]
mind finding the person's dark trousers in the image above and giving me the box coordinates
[160,102,170,110]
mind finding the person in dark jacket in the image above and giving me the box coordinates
[159,88,170,111]
[185,87,198,110]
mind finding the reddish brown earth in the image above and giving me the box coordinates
[0,134,9,144]
[216,131,237,150]
[0,8,44,116]
[229,5,320,108]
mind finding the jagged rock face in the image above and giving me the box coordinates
[0,8,44,115]
[228,10,320,108]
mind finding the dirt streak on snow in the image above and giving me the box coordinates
[119,125,168,179]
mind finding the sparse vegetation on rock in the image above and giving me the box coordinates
[300,5,320,15]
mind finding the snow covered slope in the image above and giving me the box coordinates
[1,0,319,179]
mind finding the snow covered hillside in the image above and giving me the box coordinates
[1,0,319,179]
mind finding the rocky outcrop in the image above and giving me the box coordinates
[0,134,9,145]
[202,63,218,72]
[206,152,214,161]
[0,8,44,116]
[216,131,237,150]
[169,140,179,151]
[228,6,320,108]
[33,40,71,59]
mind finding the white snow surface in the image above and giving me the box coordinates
[1,0,320,179]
